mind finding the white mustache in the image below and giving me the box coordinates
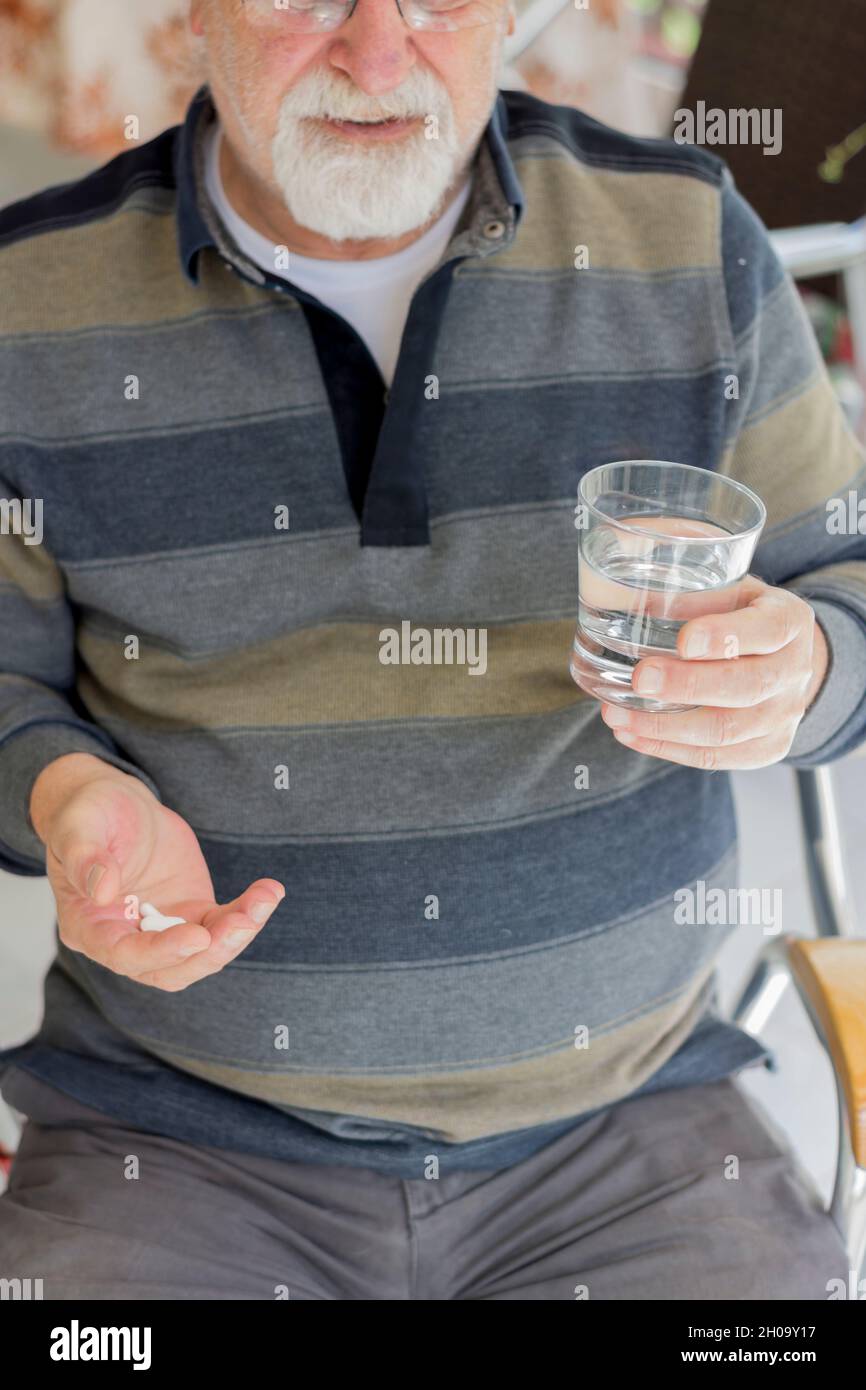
[278,69,453,126]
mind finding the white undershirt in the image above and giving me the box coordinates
[204,122,471,386]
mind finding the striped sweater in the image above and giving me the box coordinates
[1,85,865,1175]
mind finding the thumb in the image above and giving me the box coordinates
[40,768,157,909]
[52,835,123,907]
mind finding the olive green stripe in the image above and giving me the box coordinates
[0,534,65,600]
[77,619,585,730]
[722,375,866,528]
[1,211,264,333]
[477,154,721,274]
[147,968,712,1143]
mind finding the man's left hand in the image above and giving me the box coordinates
[600,575,829,770]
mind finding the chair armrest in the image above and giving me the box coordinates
[787,938,866,1166]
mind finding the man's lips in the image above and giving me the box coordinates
[315,115,422,141]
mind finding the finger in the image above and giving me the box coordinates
[609,725,793,771]
[601,698,784,748]
[199,878,286,942]
[50,831,123,907]
[585,559,759,624]
[632,641,809,709]
[105,879,284,981]
[677,585,813,661]
[69,880,284,984]
[643,570,760,624]
[70,907,212,975]
[137,880,285,992]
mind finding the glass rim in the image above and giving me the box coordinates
[577,459,767,546]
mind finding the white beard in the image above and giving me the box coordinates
[270,67,468,242]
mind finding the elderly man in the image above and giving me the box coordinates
[0,0,863,1300]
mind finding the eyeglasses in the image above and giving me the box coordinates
[242,0,506,35]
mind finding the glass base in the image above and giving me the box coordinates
[570,631,696,714]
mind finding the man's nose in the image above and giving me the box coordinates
[327,0,418,94]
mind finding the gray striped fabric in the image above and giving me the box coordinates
[0,85,864,1174]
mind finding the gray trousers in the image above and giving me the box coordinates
[0,1072,849,1300]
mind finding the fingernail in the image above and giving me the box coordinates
[249,899,278,924]
[685,630,709,658]
[86,863,106,898]
[635,666,662,695]
[604,705,629,727]
[226,928,256,949]
[178,943,205,958]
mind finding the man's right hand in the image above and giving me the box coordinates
[30,753,284,992]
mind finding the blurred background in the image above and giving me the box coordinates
[1,0,865,1205]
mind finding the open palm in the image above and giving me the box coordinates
[46,771,284,991]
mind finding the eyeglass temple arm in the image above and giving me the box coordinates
[503,0,573,63]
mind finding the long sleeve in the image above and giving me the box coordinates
[0,475,161,876]
[718,166,866,765]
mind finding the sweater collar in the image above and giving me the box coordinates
[175,83,524,286]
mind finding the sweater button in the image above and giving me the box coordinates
[483,219,506,239]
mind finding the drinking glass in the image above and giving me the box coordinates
[570,460,767,712]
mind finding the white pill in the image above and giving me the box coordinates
[139,901,187,932]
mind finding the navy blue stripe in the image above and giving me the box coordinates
[0,132,175,250]
[190,764,737,965]
[10,371,735,561]
[8,421,355,561]
[423,371,734,514]
[504,88,726,186]
[756,506,866,585]
[721,172,786,338]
